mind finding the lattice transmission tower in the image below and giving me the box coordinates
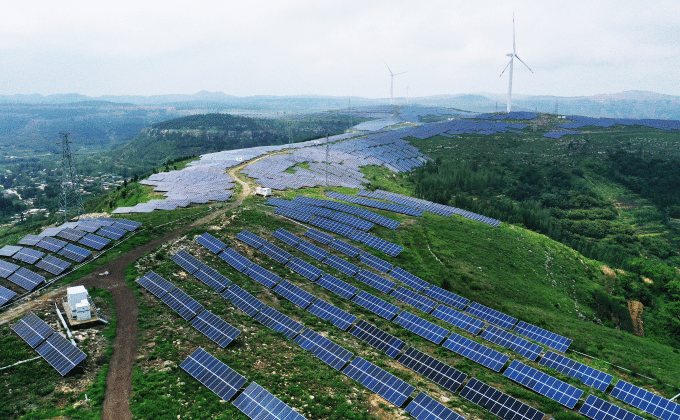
[58,133,85,222]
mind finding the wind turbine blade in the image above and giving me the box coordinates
[513,13,516,54]
[500,57,513,77]
[384,61,393,76]
[394,71,407,76]
[514,55,533,73]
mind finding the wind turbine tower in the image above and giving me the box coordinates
[500,14,533,113]
[385,61,406,105]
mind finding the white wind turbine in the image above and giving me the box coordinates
[500,14,533,113]
[385,61,406,105]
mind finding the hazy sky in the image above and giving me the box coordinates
[1,1,679,98]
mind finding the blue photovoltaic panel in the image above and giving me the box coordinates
[191,310,241,347]
[357,209,400,230]
[296,240,329,261]
[254,306,305,339]
[0,286,17,308]
[309,216,357,237]
[272,228,302,247]
[539,351,613,392]
[580,395,644,420]
[431,305,485,335]
[513,321,572,353]
[294,328,353,371]
[265,197,296,207]
[466,302,517,330]
[504,360,583,409]
[8,267,45,291]
[274,206,314,223]
[398,347,467,393]
[137,271,176,298]
[0,244,22,257]
[259,242,293,264]
[342,357,415,407]
[36,333,87,376]
[245,263,281,288]
[180,348,247,401]
[161,287,205,321]
[358,253,393,273]
[222,285,266,317]
[78,233,110,250]
[354,269,396,294]
[286,257,323,281]
[405,392,466,420]
[12,247,45,264]
[442,332,509,372]
[352,291,400,320]
[304,229,334,244]
[56,228,86,242]
[316,273,358,299]
[328,239,362,257]
[274,280,316,309]
[171,250,205,274]
[35,255,71,275]
[294,196,362,215]
[58,243,92,263]
[610,380,680,420]
[360,234,404,257]
[481,325,543,361]
[349,319,406,359]
[233,382,306,420]
[459,378,545,420]
[236,230,267,249]
[194,265,232,292]
[18,234,42,246]
[0,260,20,278]
[393,311,450,344]
[219,248,253,272]
[424,285,470,310]
[323,254,360,276]
[196,232,227,253]
[11,312,55,348]
[307,299,356,331]
[35,236,67,252]
[329,212,374,231]
[388,267,429,292]
[112,219,142,231]
[96,226,126,240]
[294,204,336,218]
[390,287,437,313]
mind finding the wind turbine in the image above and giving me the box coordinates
[385,61,406,105]
[500,14,533,113]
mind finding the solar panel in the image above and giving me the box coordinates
[222,285,266,317]
[36,332,87,376]
[580,395,644,420]
[76,221,102,233]
[348,319,406,358]
[442,332,509,372]
[481,325,543,361]
[274,206,314,223]
[358,253,393,273]
[504,360,583,409]
[359,234,404,257]
[397,347,467,393]
[610,380,680,420]
[11,312,55,348]
[137,271,176,298]
[390,287,437,313]
[431,305,485,335]
[459,378,545,420]
[352,291,401,320]
[466,302,517,330]
[191,310,241,347]
[388,267,429,292]
[329,212,374,231]
[219,248,253,272]
[233,382,306,420]
[56,228,86,242]
[244,263,281,288]
[323,254,360,276]
[196,232,227,253]
[259,242,293,264]
[328,239,362,257]
[309,216,356,237]
[286,257,323,281]
[513,321,572,352]
[0,285,17,307]
[394,311,450,344]
[36,255,72,275]
[272,228,302,247]
[357,209,401,230]
[96,226,126,240]
[405,392,466,420]
[274,280,316,309]
[35,236,67,252]
[254,306,305,339]
[171,250,205,274]
[78,233,110,250]
[58,243,92,263]
[316,273,358,299]
[8,267,45,291]
[294,328,354,370]
[18,234,42,246]
[354,269,396,294]
[194,265,232,292]
[265,197,297,208]
[0,260,20,278]
[111,219,142,231]
[424,286,469,310]
[180,348,248,401]
[342,357,414,407]
[294,204,336,218]
[307,299,357,331]
[0,245,22,257]
[161,287,205,321]
[539,351,613,392]
[304,229,334,244]
[236,230,267,249]
[296,240,330,261]
[12,247,45,264]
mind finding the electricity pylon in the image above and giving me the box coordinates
[58,133,85,222]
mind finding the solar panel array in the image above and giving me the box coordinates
[0,260,20,278]
[180,348,247,401]
[349,319,406,358]
[194,265,232,292]
[323,254,360,276]
[459,378,545,420]
[235,230,267,249]
[354,269,396,294]
[273,228,302,247]
[286,257,323,281]
[358,252,393,273]
[78,233,110,250]
[304,229,334,244]
[219,248,253,272]
[172,250,205,274]
[390,287,437,313]
[245,264,281,288]
[504,360,583,409]
[233,382,307,420]
[35,236,67,252]
[160,287,205,321]
[0,244,22,257]
[431,305,486,335]
[18,234,42,246]
[388,267,430,292]
[481,325,543,361]
[327,191,423,217]
[580,395,644,420]
[328,238,362,257]
[539,351,613,392]
[352,291,400,320]
[353,231,404,257]
[466,302,517,330]
[0,285,17,307]
[294,328,354,371]
[137,271,176,298]
[254,306,305,339]
[13,247,45,264]
[306,298,357,331]
[96,226,126,240]
[397,347,467,393]
[12,312,55,348]
[36,255,71,275]
[356,208,400,230]
[274,280,316,309]
[316,273,358,299]
[442,332,509,372]
[36,332,87,376]
[8,267,45,291]
[274,206,314,223]
[309,216,356,237]
[191,310,241,347]
[513,321,572,352]
[259,241,293,263]
[222,285,266,317]
[196,232,227,253]
[394,311,450,344]
[56,228,86,242]
[296,240,329,261]
[424,286,470,310]
[342,357,415,407]
[58,243,92,262]
[610,380,680,420]
[329,212,374,231]
[405,392,466,420]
